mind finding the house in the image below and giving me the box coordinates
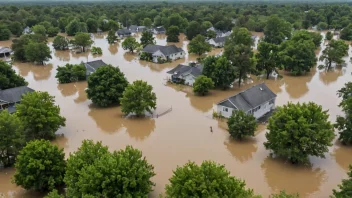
[154,26,166,34]
[207,36,228,47]
[116,29,132,38]
[23,26,32,35]
[141,44,185,63]
[129,25,147,33]
[85,60,107,77]
[167,64,203,86]
[207,27,231,38]
[0,47,12,57]
[0,86,34,114]
[216,83,276,119]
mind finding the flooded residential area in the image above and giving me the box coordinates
[0,28,351,197]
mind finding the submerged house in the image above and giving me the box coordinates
[23,26,32,35]
[117,29,132,38]
[167,64,203,86]
[140,44,185,63]
[207,36,228,48]
[154,26,166,34]
[0,86,34,113]
[129,25,147,33]
[216,83,276,119]
[0,47,12,57]
[85,60,107,77]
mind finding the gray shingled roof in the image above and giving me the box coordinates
[85,60,107,73]
[217,83,276,111]
[0,86,34,103]
[0,47,12,54]
[167,64,203,78]
[117,29,131,35]
[154,26,166,32]
[142,44,184,56]
[213,36,228,43]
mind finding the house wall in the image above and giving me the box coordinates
[152,51,185,62]
[216,105,235,118]
[208,39,224,48]
[168,51,185,60]
[183,74,196,86]
[252,99,276,119]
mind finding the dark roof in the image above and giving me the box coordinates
[117,29,131,35]
[217,83,276,111]
[154,26,166,32]
[129,25,138,32]
[167,64,203,78]
[213,36,228,43]
[0,86,34,103]
[142,44,184,56]
[85,60,107,73]
[0,47,12,54]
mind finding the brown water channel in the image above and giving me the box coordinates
[1,32,352,198]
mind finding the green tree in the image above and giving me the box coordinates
[13,139,66,191]
[224,28,255,87]
[140,31,155,48]
[317,22,328,30]
[205,30,216,39]
[335,82,352,145]
[52,35,69,50]
[16,91,66,140]
[91,46,102,55]
[166,25,180,42]
[227,110,257,140]
[58,17,69,32]
[86,18,99,33]
[188,34,211,55]
[279,39,316,75]
[120,80,156,117]
[122,36,140,53]
[106,30,117,44]
[0,25,11,41]
[47,27,60,37]
[256,42,279,79]
[0,61,27,90]
[340,24,352,41]
[107,20,120,31]
[55,63,86,84]
[193,75,214,96]
[202,56,236,89]
[44,190,64,198]
[65,19,87,36]
[0,111,24,167]
[186,21,201,40]
[86,65,129,107]
[143,18,153,28]
[165,161,256,198]
[72,32,93,52]
[332,165,352,198]
[9,21,23,37]
[32,25,47,36]
[271,191,299,198]
[65,140,155,197]
[264,102,335,164]
[264,15,292,45]
[291,30,322,49]
[319,39,349,70]
[326,31,333,40]
[24,42,52,64]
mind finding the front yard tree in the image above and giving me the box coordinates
[47,27,60,37]
[224,28,255,87]
[332,166,352,198]
[319,39,349,70]
[106,30,117,44]
[227,110,257,140]
[185,21,201,40]
[166,25,180,42]
[9,22,23,37]
[264,102,335,164]
[335,82,352,145]
[193,75,214,96]
[120,80,156,117]
[24,42,52,64]
[55,63,86,84]
[340,24,352,41]
[326,31,333,40]
[0,111,24,167]
[165,161,256,197]
[86,65,129,107]
[140,31,155,48]
[256,42,279,79]
[13,139,66,191]
[122,37,140,53]
[0,61,27,90]
[0,25,11,41]
[202,56,236,89]
[52,35,69,50]
[16,91,66,140]
[264,15,292,45]
[73,32,93,52]
[271,191,299,198]
[188,34,211,55]
[32,25,47,36]
[45,190,64,198]
[143,18,153,28]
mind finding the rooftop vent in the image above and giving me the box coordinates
[259,87,263,91]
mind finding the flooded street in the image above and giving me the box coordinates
[1,32,352,197]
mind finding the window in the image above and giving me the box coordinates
[223,107,228,112]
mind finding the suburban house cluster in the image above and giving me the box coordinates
[140,44,185,63]
[216,83,276,119]
[0,86,34,113]
[116,25,167,38]
[167,63,203,86]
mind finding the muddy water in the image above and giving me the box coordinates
[0,32,352,198]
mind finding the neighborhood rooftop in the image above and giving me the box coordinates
[85,60,107,74]
[117,29,131,35]
[167,64,203,78]
[217,83,276,112]
[142,44,184,56]
[213,36,228,43]
[0,47,12,54]
[154,26,166,32]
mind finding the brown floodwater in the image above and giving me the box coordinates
[0,32,352,198]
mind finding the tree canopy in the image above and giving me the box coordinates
[140,31,155,48]
[264,102,335,164]
[122,37,140,53]
[335,82,352,145]
[86,65,129,107]
[188,34,211,55]
[340,24,352,41]
[24,42,52,64]
[319,39,349,70]
[256,42,279,79]
[166,25,180,42]
[56,63,86,84]
[13,139,66,192]
[107,30,118,44]
[72,32,93,52]
[332,165,352,198]
[227,110,257,140]
[120,80,157,117]
[0,61,27,90]
[193,75,214,96]
[52,35,69,50]
[264,15,292,45]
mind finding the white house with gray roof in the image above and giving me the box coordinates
[153,26,166,34]
[141,44,185,63]
[167,64,203,86]
[217,83,276,119]
[208,36,228,47]
[0,86,34,114]
[84,60,107,77]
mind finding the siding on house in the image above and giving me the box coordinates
[217,105,234,118]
